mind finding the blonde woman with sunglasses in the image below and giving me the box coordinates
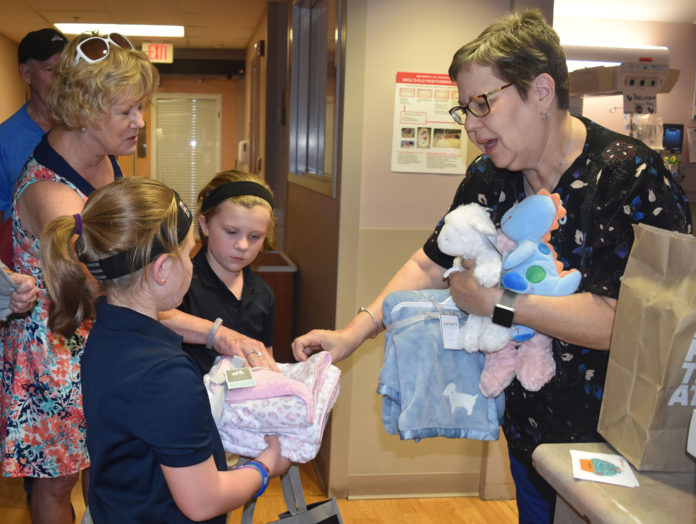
[0,32,158,524]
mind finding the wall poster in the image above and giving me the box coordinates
[391,72,468,174]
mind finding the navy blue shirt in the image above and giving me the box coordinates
[82,299,227,523]
[178,246,275,375]
[32,132,123,195]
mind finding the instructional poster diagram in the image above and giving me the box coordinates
[391,72,468,174]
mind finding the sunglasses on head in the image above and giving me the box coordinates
[73,33,134,65]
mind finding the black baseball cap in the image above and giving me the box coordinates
[18,28,68,64]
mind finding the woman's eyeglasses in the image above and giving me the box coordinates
[449,83,513,124]
[73,33,134,65]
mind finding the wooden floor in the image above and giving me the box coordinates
[0,463,518,523]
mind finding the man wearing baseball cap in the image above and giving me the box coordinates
[0,28,67,221]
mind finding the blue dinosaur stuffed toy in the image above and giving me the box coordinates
[499,189,582,342]
[479,189,581,397]
[501,189,581,298]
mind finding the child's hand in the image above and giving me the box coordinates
[257,435,291,477]
[9,272,38,314]
[215,327,280,372]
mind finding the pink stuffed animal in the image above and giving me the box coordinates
[479,333,554,398]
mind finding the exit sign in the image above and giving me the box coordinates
[142,42,174,63]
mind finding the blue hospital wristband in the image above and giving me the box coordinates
[237,460,270,498]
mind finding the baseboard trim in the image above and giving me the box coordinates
[344,472,481,499]
[479,481,516,500]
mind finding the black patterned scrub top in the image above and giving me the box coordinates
[423,116,692,463]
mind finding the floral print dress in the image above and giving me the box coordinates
[1,135,121,477]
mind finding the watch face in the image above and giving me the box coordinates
[492,304,514,328]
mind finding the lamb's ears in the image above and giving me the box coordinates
[470,215,497,236]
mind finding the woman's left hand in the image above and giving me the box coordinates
[447,261,501,317]
[8,272,38,314]
[449,259,618,350]
[214,327,280,372]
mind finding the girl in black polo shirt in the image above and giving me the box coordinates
[178,171,277,375]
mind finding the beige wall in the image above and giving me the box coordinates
[0,33,28,123]
[330,0,515,499]
[357,0,509,230]
[240,11,269,176]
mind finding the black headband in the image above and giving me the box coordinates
[83,192,193,281]
[201,181,274,213]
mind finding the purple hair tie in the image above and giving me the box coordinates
[73,213,83,235]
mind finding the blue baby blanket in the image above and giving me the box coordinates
[377,289,504,441]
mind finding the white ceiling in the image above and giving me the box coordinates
[554,0,696,24]
[0,1,693,50]
[0,0,273,50]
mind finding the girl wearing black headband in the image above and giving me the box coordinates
[162,170,279,376]
[41,176,288,523]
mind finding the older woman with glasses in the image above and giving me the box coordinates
[0,32,158,523]
[293,9,691,524]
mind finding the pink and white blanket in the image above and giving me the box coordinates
[204,351,341,463]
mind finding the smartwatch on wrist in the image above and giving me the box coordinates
[492,289,517,328]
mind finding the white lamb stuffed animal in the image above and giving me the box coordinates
[437,203,512,353]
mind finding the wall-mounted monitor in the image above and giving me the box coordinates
[663,123,684,154]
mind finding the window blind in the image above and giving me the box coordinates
[153,95,221,214]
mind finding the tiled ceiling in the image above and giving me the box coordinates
[0,0,275,50]
[0,0,694,51]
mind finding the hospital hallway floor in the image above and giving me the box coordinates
[0,461,519,523]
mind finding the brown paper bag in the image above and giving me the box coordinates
[598,223,696,472]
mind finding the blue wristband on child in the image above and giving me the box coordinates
[237,460,270,498]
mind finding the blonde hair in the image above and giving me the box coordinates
[41,177,186,338]
[47,33,159,130]
[197,170,277,248]
[448,9,570,110]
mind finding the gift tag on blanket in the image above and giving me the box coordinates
[229,355,246,369]
[440,314,463,350]
[226,367,256,389]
